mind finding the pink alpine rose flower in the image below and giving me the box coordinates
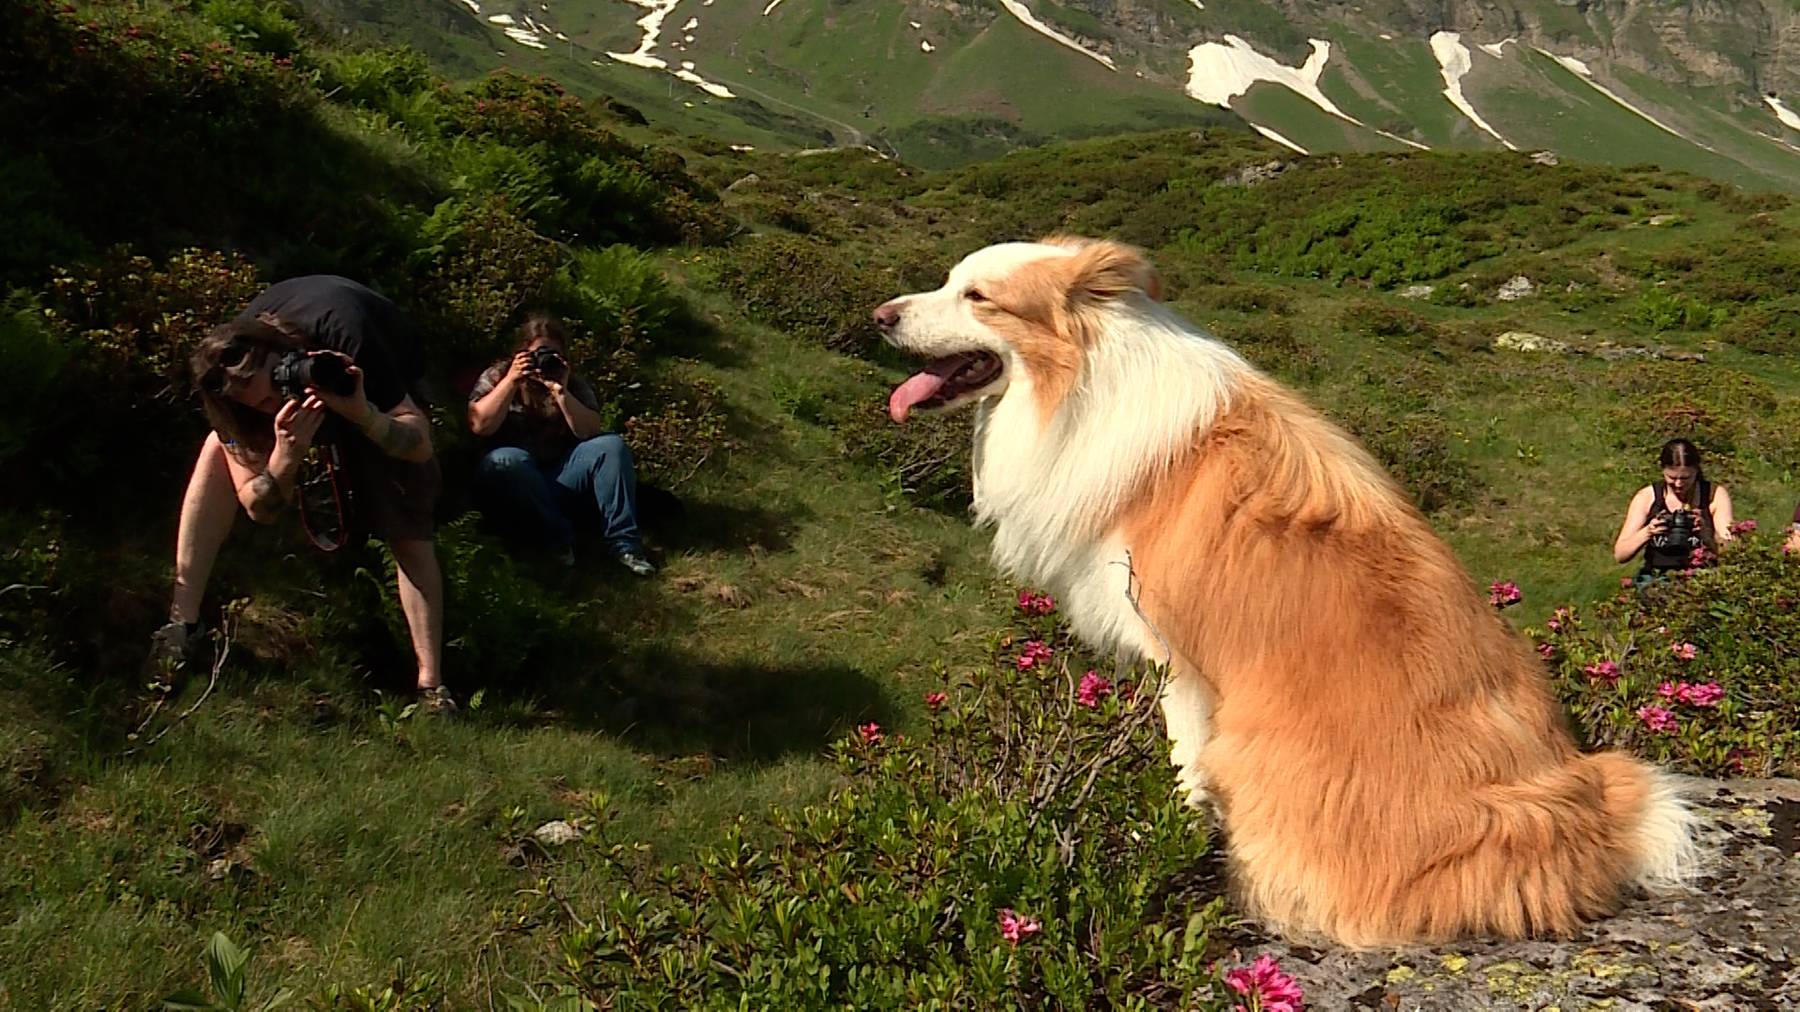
[1015,639,1054,670]
[1729,519,1757,537]
[856,722,883,745]
[1677,681,1724,707]
[1636,705,1678,734]
[1076,671,1113,708]
[996,908,1041,945]
[1582,660,1621,684]
[1016,590,1056,616]
[1224,954,1306,1012]
[924,691,948,711]
[1656,681,1679,700]
[1536,642,1555,660]
[1671,641,1698,661]
[1488,581,1522,608]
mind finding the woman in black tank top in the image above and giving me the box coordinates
[1612,438,1736,578]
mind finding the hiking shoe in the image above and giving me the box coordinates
[615,549,657,578]
[149,620,204,670]
[418,684,458,716]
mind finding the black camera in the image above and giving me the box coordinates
[272,351,356,400]
[1656,509,1698,549]
[528,346,568,382]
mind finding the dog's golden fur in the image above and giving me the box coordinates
[877,236,1696,946]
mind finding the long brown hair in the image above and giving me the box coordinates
[508,313,570,419]
[191,315,306,456]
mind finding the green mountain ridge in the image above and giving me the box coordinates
[311,0,1800,185]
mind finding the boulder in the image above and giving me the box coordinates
[1493,331,1569,354]
[1398,284,1436,300]
[1495,276,1536,301]
[1201,779,1800,1009]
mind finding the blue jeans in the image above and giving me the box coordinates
[474,436,644,555]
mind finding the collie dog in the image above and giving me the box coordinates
[873,237,1697,946]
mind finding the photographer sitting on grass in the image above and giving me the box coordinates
[1613,437,1736,587]
[467,315,656,576]
[151,276,453,715]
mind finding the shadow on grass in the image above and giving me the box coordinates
[503,642,893,762]
[646,496,809,555]
[471,637,892,756]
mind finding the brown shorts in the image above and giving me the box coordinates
[342,442,440,542]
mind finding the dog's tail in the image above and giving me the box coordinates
[1245,748,1702,947]
[1411,750,1700,943]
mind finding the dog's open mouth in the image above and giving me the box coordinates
[888,351,1004,423]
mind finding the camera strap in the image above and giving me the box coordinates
[296,433,365,554]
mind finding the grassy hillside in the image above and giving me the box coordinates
[4,1,1800,1007]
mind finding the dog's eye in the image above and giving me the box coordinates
[964,288,988,303]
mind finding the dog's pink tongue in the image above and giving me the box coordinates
[888,370,948,424]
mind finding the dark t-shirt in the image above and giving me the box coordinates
[233,276,440,538]
[238,275,423,412]
[468,361,601,463]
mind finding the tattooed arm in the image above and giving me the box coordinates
[224,398,324,523]
[304,354,435,464]
[353,396,435,463]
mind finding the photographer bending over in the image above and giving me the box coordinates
[1613,438,1735,586]
[467,315,656,576]
[152,276,453,714]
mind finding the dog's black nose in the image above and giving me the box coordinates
[872,301,901,331]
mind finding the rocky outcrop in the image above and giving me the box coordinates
[1204,779,1800,1009]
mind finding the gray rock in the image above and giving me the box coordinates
[725,172,761,192]
[1493,331,1570,354]
[532,820,583,846]
[1207,779,1800,1010]
[1398,284,1436,300]
[1222,160,1291,187]
[1531,151,1561,166]
[1495,276,1536,301]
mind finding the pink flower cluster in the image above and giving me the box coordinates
[1017,590,1056,616]
[1015,640,1054,671]
[1076,671,1113,708]
[1657,680,1724,708]
[1670,641,1699,661]
[1545,606,1574,633]
[1224,954,1305,1012]
[1636,705,1679,735]
[924,691,948,712]
[1729,519,1758,537]
[1582,659,1621,685]
[1536,642,1556,660]
[857,721,883,745]
[996,908,1041,945]
[1688,545,1716,569]
[1488,581,1522,609]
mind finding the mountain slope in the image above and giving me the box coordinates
[307,0,1800,184]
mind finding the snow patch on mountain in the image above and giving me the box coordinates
[1251,123,1307,154]
[1478,38,1514,59]
[1766,95,1800,132]
[460,0,480,13]
[1184,35,1346,119]
[1429,32,1516,150]
[762,0,786,14]
[997,0,1117,71]
[606,0,734,97]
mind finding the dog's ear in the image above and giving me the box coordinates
[1065,240,1163,303]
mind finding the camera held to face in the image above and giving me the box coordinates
[272,351,356,401]
[528,346,568,382]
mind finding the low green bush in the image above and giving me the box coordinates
[835,404,975,514]
[1718,295,1800,355]
[1336,405,1479,514]
[1540,527,1800,777]
[709,235,895,354]
[513,597,1236,1009]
